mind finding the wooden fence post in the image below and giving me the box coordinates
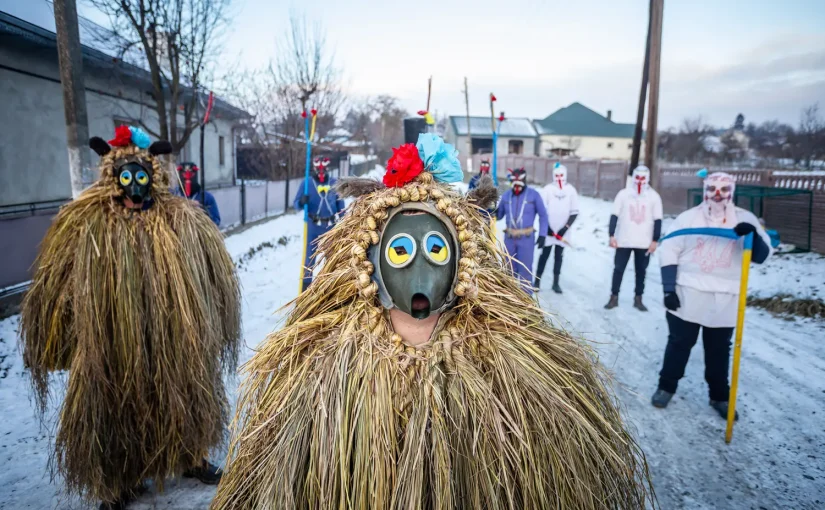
[595,160,602,197]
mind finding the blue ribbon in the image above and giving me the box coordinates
[660,227,753,249]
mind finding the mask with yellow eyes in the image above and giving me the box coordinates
[370,202,458,320]
[115,161,153,207]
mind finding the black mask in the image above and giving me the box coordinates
[372,204,458,320]
[117,162,152,205]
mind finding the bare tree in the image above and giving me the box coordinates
[560,135,582,156]
[87,0,231,152]
[659,116,712,164]
[793,103,825,169]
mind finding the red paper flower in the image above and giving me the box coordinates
[490,93,497,102]
[301,111,307,118]
[109,125,132,147]
[384,144,424,187]
[311,108,318,116]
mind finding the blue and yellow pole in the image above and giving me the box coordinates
[299,109,317,293]
[658,227,753,443]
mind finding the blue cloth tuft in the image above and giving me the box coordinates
[416,133,463,183]
[129,126,152,149]
[554,162,561,168]
[696,168,709,179]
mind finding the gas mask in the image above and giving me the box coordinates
[509,168,527,195]
[177,162,200,198]
[479,160,491,174]
[370,202,458,320]
[631,165,650,195]
[553,164,567,189]
[313,157,330,184]
[116,161,152,207]
[703,172,736,225]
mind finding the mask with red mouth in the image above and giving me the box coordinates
[479,160,491,175]
[177,162,201,198]
[552,163,567,189]
[509,168,527,195]
[313,157,330,183]
[703,172,736,225]
[630,165,650,195]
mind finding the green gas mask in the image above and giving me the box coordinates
[370,202,459,319]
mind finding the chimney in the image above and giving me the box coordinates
[607,109,613,121]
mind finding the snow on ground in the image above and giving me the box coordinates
[1,198,823,509]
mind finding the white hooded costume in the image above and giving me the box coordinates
[659,172,772,328]
[611,166,664,249]
[540,163,579,247]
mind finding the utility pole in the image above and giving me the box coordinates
[630,0,654,176]
[53,0,91,197]
[645,0,664,188]
[462,77,472,172]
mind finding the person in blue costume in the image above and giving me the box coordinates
[468,159,491,190]
[174,162,221,226]
[294,156,346,292]
[496,168,548,294]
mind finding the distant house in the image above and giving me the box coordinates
[533,102,641,160]
[444,116,538,170]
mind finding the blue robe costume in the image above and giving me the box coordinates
[174,188,221,226]
[294,176,346,291]
[496,187,548,294]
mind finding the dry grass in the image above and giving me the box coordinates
[747,294,825,319]
[212,172,655,509]
[21,145,241,503]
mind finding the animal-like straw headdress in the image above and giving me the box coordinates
[212,135,654,509]
[21,126,241,503]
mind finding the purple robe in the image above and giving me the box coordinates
[497,187,548,294]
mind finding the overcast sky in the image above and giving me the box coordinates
[3,0,824,129]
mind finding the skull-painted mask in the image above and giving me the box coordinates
[313,157,330,183]
[553,163,568,189]
[631,165,650,195]
[479,160,491,174]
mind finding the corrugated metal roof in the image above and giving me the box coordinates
[449,116,537,137]
[533,102,639,138]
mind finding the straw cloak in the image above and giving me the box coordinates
[213,173,654,509]
[21,141,241,503]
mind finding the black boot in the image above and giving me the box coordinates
[99,485,146,510]
[534,275,542,289]
[551,274,562,294]
[633,295,648,311]
[709,400,739,421]
[183,459,223,485]
[604,295,619,309]
[651,389,674,408]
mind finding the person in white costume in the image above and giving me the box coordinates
[534,163,578,293]
[651,172,772,419]
[605,165,664,311]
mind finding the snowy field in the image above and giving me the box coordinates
[0,196,823,509]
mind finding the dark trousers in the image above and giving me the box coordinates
[658,312,734,402]
[535,245,564,281]
[611,248,649,296]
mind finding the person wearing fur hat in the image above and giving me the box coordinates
[605,165,663,311]
[535,162,579,293]
[211,134,653,510]
[651,172,771,419]
[496,167,548,294]
[21,126,241,509]
[294,155,347,292]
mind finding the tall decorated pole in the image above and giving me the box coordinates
[298,108,317,292]
[417,76,435,134]
[199,90,215,206]
[658,227,753,443]
[489,93,498,186]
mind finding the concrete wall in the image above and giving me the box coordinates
[538,135,642,160]
[0,39,237,207]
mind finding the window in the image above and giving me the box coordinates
[219,136,225,166]
[113,116,134,130]
[508,139,524,155]
[628,143,633,149]
[607,142,614,149]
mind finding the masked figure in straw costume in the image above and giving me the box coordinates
[21,126,241,509]
[211,133,653,510]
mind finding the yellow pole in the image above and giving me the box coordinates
[726,242,752,443]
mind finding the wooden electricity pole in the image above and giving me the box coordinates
[645,0,664,188]
[463,77,472,172]
[630,0,654,175]
[54,0,91,198]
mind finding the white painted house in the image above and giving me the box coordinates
[443,116,538,171]
[533,103,642,160]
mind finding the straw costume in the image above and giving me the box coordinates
[212,135,653,510]
[21,126,241,507]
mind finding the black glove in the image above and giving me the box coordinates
[664,292,681,311]
[557,226,569,238]
[733,222,756,237]
[298,195,310,207]
[536,236,546,249]
[547,227,555,237]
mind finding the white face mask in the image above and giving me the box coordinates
[553,164,568,189]
[630,166,650,194]
[703,172,737,225]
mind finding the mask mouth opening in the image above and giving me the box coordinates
[410,293,431,319]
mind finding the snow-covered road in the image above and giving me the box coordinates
[1,196,822,509]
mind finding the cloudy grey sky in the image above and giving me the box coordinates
[3,0,824,129]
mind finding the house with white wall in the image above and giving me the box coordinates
[533,103,641,160]
[443,116,538,172]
